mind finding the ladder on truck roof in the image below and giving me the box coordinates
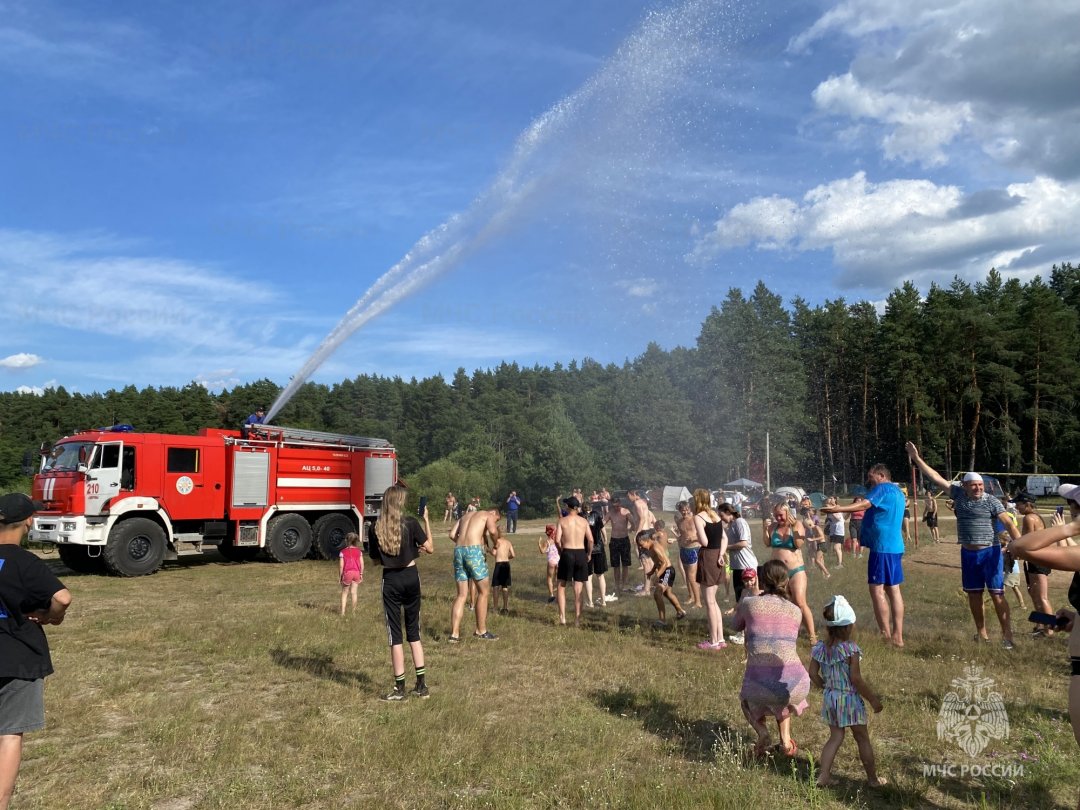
[245,424,393,451]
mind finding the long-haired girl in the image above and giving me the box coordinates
[369,485,433,700]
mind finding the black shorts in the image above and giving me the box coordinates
[589,545,609,576]
[1025,561,1052,579]
[557,549,590,583]
[381,566,422,647]
[924,514,938,528]
[655,567,676,589]
[732,568,748,601]
[609,537,631,568]
[850,519,862,540]
[492,561,512,588]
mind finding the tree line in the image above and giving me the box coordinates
[2,264,1078,516]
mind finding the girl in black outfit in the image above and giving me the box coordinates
[368,485,433,700]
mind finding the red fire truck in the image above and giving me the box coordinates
[29,424,397,577]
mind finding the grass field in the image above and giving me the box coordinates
[15,515,1079,809]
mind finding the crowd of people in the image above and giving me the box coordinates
[7,443,1080,806]
[359,454,1080,800]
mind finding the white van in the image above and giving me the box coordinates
[1026,475,1060,497]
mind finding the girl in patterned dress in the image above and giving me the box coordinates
[809,595,886,787]
[733,560,811,757]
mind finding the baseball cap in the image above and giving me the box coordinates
[1013,491,1037,505]
[825,594,856,627]
[962,472,983,483]
[0,493,44,525]
[740,568,758,582]
[1058,484,1080,504]
[562,496,581,509]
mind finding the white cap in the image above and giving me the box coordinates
[825,595,856,627]
[1058,484,1080,504]
[962,472,983,483]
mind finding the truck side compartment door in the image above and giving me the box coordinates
[161,443,225,520]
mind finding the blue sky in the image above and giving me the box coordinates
[3,0,1079,396]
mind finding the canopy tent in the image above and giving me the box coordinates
[724,478,762,490]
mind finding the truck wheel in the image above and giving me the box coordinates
[57,544,106,574]
[313,514,356,560]
[217,543,260,562]
[103,518,166,577]
[265,514,313,563]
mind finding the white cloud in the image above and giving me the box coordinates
[0,352,42,369]
[0,228,279,346]
[0,7,266,112]
[812,74,970,166]
[0,227,355,393]
[692,172,1080,290]
[387,324,558,361]
[793,0,1080,178]
[616,277,660,298]
[195,369,241,391]
[16,384,45,396]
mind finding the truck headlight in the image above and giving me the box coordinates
[63,522,77,532]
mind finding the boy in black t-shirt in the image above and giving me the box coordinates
[0,493,72,808]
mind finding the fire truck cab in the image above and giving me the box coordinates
[30,424,397,577]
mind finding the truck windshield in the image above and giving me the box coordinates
[41,442,91,472]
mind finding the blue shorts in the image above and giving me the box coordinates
[961,545,1004,594]
[679,546,699,566]
[867,551,904,587]
[452,545,489,582]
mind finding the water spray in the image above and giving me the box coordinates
[266,0,722,423]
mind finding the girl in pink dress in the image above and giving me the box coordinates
[339,532,364,615]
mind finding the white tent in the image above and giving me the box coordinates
[773,486,807,504]
[661,485,692,512]
[724,478,762,490]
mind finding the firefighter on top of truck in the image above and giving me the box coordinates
[245,407,266,426]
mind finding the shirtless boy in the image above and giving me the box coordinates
[490,533,516,615]
[636,529,687,626]
[555,496,593,627]
[628,490,657,595]
[606,497,634,594]
[448,507,500,641]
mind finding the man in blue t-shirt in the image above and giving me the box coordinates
[821,463,906,647]
[505,491,521,534]
[906,441,1019,650]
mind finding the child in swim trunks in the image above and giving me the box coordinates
[809,595,886,788]
[491,534,516,615]
[637,529,687,627]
